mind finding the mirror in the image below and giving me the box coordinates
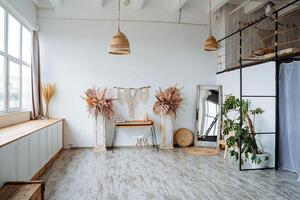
[195,85,222,148]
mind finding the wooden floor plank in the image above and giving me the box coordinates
[41,148,300,200]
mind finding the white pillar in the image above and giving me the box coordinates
[94,115,106,152]
[160,114,174,150]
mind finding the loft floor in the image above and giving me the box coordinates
[41,148,300,200]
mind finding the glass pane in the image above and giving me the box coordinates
[8,14,20,58]
[0,7,4,51]
[0,56,4,111]
[208,101,217,117]
[22,65,31,109]
[22,27,31,64]
[9,61,20,109]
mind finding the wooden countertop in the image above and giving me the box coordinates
[0,118,63,148]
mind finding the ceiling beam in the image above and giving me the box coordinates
[278,4,299,16]
[243,1,264,15]
[211,0,231,13]
[131,0,144,10]
[100,0,105,8]
[228,0,250,15]
[32,0,41,7]
[49,0,64,8]
[168,0,187,11]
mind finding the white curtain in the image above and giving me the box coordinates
[279,61,300,180]
[31,31,43,119]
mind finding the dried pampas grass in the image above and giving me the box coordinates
[82,87,116,119]
[42,83,56,118]
[153,85,183,117]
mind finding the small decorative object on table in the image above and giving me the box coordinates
[42,83,56,119]
[153,85,183,150]
[82,87,116,152]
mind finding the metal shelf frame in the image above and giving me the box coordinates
[217,0,300,171]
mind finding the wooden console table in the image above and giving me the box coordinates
[112,120,159,151]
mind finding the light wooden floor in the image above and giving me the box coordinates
[41,148,300,200]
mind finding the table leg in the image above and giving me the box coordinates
[152,125,159,151]
[150,126,155,148]
[112,126,117,152]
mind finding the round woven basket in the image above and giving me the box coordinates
[174,128,193,147]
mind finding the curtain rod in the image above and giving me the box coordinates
[217,0,300,43]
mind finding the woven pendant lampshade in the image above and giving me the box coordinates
[204,35,218,51]
[109,0,131,55]
[204,0,219,51]
[109,31,131,55]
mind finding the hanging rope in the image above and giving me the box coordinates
[118,0,120,31]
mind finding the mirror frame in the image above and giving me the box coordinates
[194,85,223,148]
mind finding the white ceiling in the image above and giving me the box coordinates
[33,0,300,25]
[35,0,211,25]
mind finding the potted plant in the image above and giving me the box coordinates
[153,85,183,150]
[222,95,269,168]
[82,87,116,152]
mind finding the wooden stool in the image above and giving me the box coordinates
[0,181,45,200]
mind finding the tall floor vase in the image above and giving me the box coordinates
[93,115,106,152]
[160,114,174,150]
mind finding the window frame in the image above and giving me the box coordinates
[0,6,32,114]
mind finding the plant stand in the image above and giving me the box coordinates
[93,115,107,152]
[160,114,174,150]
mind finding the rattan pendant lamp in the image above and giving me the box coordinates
[204,0,219,51]
[109,0,131,55]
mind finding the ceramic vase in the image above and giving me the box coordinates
[93,115,107,152]
[160,114,174,150]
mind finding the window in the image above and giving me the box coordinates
[0,56,4,111]
[8,14,21,59]
[0,6,32,113]
[0,7,4,51]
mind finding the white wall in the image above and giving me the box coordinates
[0,0,37,30]
[217,62,276,167]
[39,17,218,147]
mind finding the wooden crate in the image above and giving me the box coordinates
[0,181,44,200]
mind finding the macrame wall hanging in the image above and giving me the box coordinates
[115,86,150,119]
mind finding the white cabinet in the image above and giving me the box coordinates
[58,122,63,149]
[0,120,63,187]
[0,143,17,186]
[29,132,40,177]
[17,137,30,181]
[47,126,53,160]
[52,124,58,155]
[39,129,48,168]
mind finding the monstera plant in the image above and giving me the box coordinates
[222,95,269,166]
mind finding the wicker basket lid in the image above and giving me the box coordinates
[109,31,131,55]
[174,128,194,147]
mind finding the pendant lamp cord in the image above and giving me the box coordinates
[118,0,120,31]
[209,0,212,35]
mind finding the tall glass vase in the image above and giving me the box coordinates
[94,115,107,152]
[45,103,50,119]
[160,114,174,150]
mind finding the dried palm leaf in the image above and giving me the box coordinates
[153,85,183,117]
[42,83,56,118]
[82,87,116,119]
